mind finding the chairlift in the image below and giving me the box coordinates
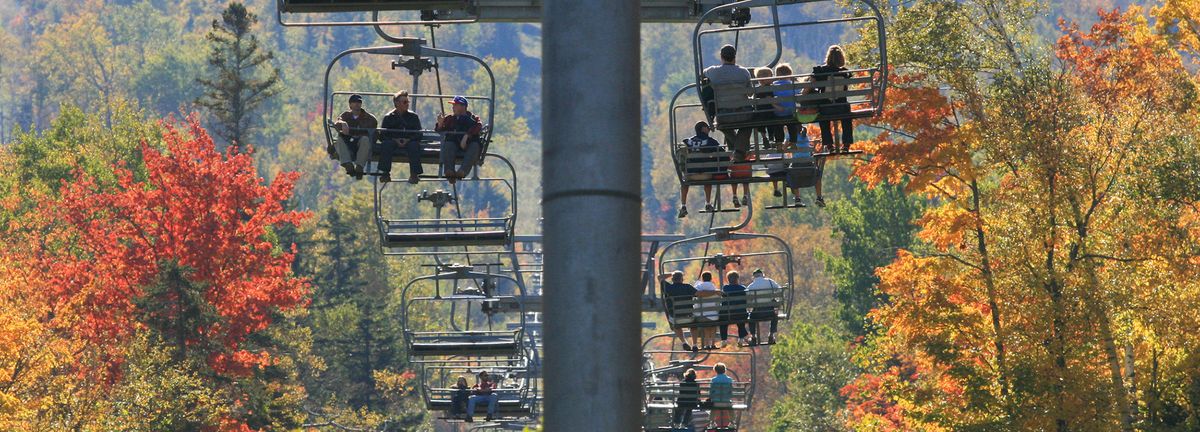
[640,333,757,431]
[372,154,517,254]
[655,230,795,347]
[321,38,497,184]
[419,358,538,421]
[692,0,888,129]
[400,263,532,362]
[277,0,774,27]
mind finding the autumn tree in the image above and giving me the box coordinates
[196,2,281,149]
[843,3,1200,431]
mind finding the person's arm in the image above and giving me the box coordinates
[435,113,448,132]
[334,112,350,135]
[467,115,483,137]
[407,113,423,143]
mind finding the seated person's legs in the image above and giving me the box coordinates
[439,140,458,177]
[785,123,799,145]
[334,135,357,174]
[840,118,854,150]
[354,135,372,171]
[376,139,398,180]
[486,393,498,416]
[455,139,482,177]
[734,128,753,158]
[819,120,834,150]
[405,139,424,181]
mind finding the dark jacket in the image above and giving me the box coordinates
[684,133,727,175]
[380,109,422,142]
[435,112,483,144]
[337,109,378,137]
[677,379,700,407]
[812,64,852,114]
[721,283,748,318]
[661,281,698,317]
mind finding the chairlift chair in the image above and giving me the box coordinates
[640,333,757,431]
[669,84,841,209]
[322,38,497,181]
[655,231,795,347]
[692,0,888,130]
[419,358,537,421]
[372,154,518,255]
[401,264,532,362]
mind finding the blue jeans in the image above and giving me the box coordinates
[467,393,497,416]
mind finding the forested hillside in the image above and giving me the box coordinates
[4,0,1200,431]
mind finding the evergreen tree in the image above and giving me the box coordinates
[196,2,280,149]
[824,182,923,336]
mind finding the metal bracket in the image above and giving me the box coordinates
[417,189,457,208]
[705,253,743,271]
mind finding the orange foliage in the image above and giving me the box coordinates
[22,115,310,375]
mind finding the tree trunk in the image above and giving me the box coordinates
[1042,170,1071,432]
[1126,342,1138,420]
[972,180,1009,402]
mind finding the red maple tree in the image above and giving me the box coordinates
[33,115,309,375]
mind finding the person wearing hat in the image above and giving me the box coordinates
[702,44,754,161]
[678,120,724,218]
[745,268,781,345]
[332,94,378,180]
[435,96,483,183]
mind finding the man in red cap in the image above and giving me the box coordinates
[435,96,483,183]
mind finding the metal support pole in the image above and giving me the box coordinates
[542,0,642,429]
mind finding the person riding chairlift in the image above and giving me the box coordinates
[678,121,725,218]
[436,96,484,184]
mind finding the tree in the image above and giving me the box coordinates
[842,3,1200,431]
[823,182,923,336]
[196,2,281,149]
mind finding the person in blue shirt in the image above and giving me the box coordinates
[771,63,801,148]
[719,271,749,346]
[709,363,735,428]
[660,271,699,351]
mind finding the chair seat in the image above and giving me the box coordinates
[384,230,510,248]
[410,340,521,356]
[427,399,532,414]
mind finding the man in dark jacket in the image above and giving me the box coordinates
[678,121,724,219]
[660,271,698,351]
[378,91,423,183]
[435,96,483,183]
[332,94,377,180]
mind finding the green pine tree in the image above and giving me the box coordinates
[196,2,280,149]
